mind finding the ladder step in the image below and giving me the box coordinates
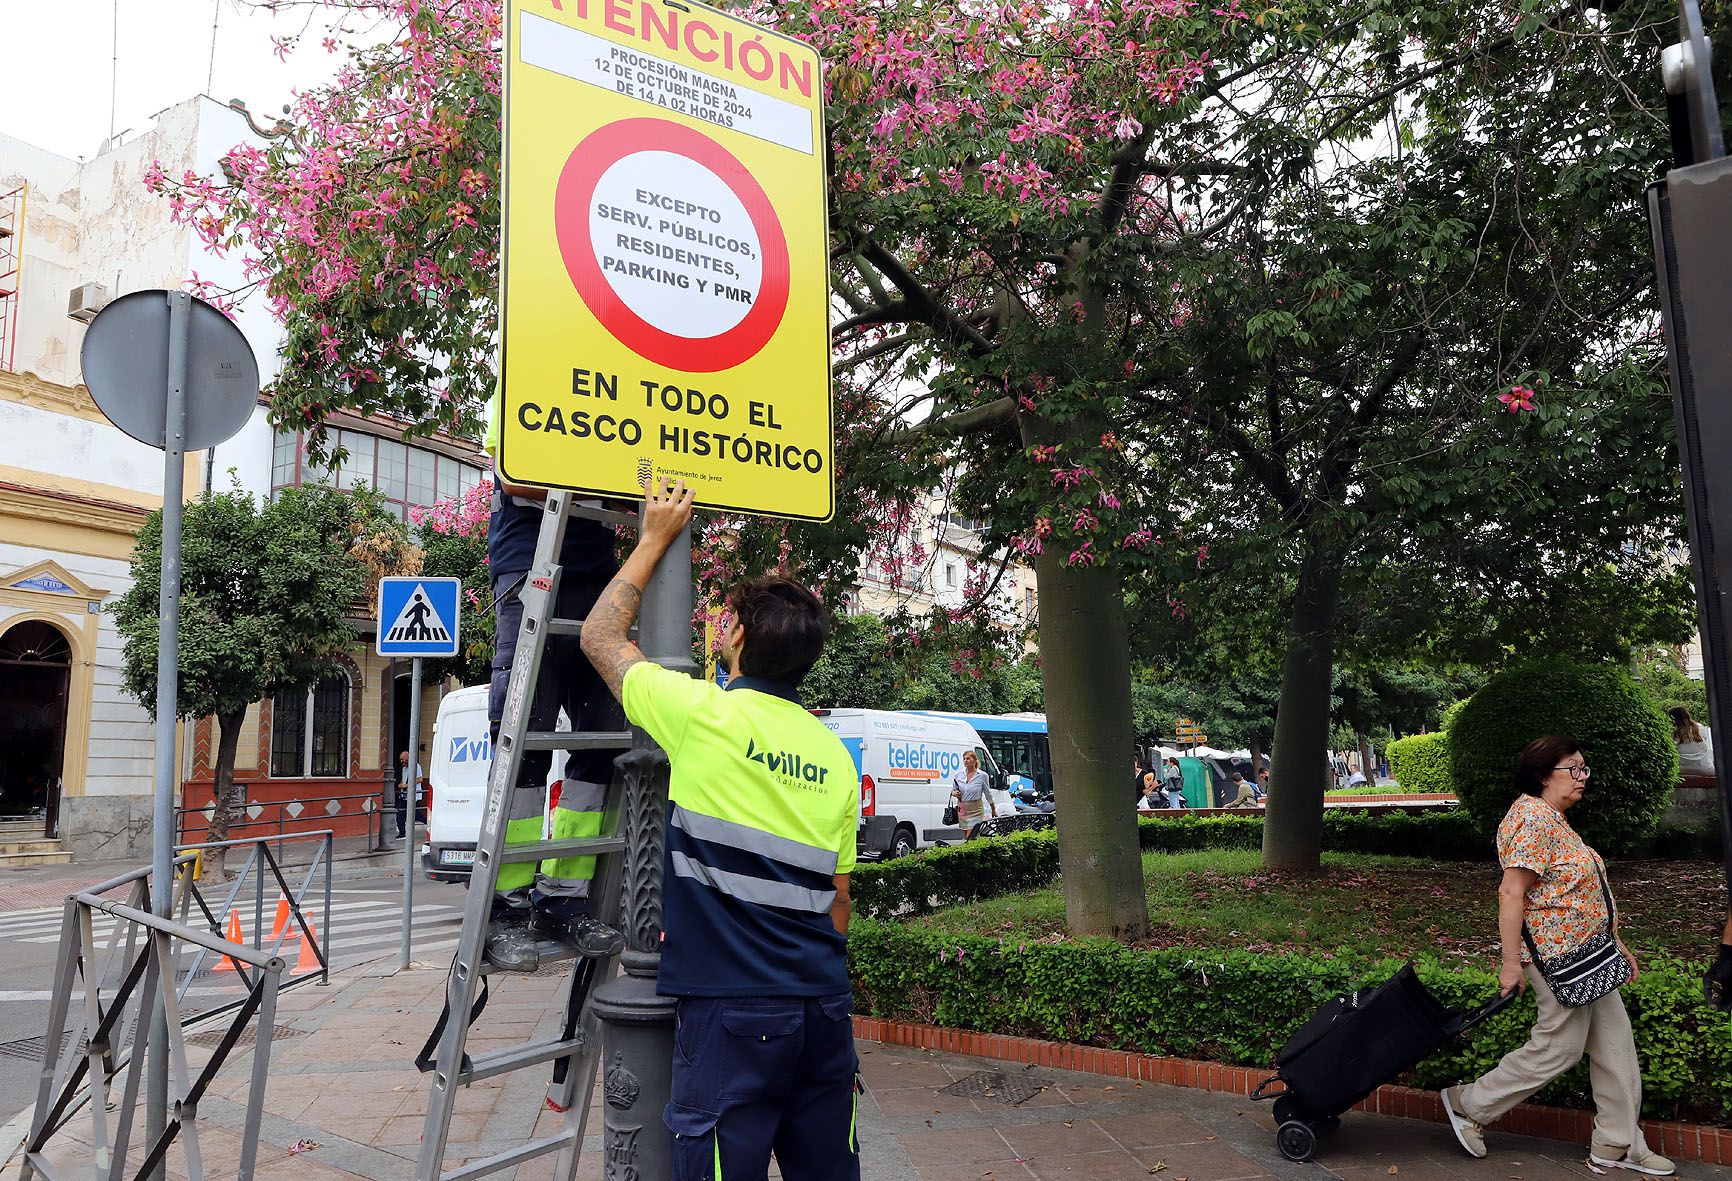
[477,937,579,976]
[565,504,639,529]
[535,619,635,637]
[440,1130,578,1181]
[498,836,626,863]
[520,730,634,752]
[457,1033,593,1085]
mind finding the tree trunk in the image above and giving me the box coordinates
[203,709,246,880]
[1357,733,1376,787]
[1262,544,1342,873]
[1249,732,1264,775]
[1032,551,1149,938]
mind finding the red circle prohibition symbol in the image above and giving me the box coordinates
[554,118,790,373]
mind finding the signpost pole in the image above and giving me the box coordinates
[591,521,692,1181]
[400,657,422,970]
[146,291,192,1179]
[78,287,258,1181]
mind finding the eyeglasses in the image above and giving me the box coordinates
[1552,764,1591,780]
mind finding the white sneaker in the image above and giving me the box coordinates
[1590,1143,1676,1176]
[1442,1087,1487,1159]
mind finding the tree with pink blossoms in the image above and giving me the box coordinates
[154,0,1698,922]
[814,0,1702,880]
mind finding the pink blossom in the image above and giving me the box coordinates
[1498,385,1537,413]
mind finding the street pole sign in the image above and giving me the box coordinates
[377,577,463,658]
[81,289,259,1177]
[498,0,833,521]
[376,576,461,967]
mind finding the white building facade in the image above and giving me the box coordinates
[0,96,488,860]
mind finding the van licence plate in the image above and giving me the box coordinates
[441,849,476,865]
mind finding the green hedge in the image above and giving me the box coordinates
[1387,732,1453,793]
[851,811,1489,920]
[850,810,1724,921]
[1450,659,1676,856]
[848,922,1732,1126]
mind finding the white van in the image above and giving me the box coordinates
[814,709,1007,859]
[422,686,561,883]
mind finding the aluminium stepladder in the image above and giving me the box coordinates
[416,490,640,1181]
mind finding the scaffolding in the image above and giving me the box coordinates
[0,184,25,373]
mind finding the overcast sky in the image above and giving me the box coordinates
[2,0,380,160]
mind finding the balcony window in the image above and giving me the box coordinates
[272,428,483,521]
[270,673,350,778]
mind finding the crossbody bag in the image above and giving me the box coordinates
[1521,861,1631,1007]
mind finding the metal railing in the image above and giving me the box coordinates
[176,786,391,851]
[17,833,334,1181]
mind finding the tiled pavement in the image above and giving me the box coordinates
[5,959,1729,1181]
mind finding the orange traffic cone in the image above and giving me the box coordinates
[295,915,323,973]
[213,910,246,973]
[266,895,294,951]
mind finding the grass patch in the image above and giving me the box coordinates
[906,850,1728,968]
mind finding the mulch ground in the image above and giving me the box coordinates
[955,859,1730,967]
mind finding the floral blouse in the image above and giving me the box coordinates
[1496,793,1612,962]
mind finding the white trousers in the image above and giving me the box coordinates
[1456,964,1644,1153]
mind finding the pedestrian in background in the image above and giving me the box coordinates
[1707,911,1732,1010]
[1441,736,1672,1175]
[1667,706,1714,778]
[395,749,421,840]
[949,750,997,836]
[1137,770,1163,811]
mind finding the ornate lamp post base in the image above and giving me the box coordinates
[593,950,677,1181]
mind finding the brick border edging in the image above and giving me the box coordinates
[852,1016,1732,1166]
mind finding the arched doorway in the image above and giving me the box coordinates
[0,620,72,837]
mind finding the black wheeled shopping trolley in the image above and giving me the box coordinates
[1251,962,1516,1162]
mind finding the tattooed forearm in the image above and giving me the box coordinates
[581,577,647,700]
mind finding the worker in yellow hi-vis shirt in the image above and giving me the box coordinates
[581,478,861,1181]
[481,385,623,972]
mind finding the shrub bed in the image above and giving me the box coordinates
[1450,658,1676,856]
[1387,731,1453,793]
[847,921,1732,1127]
[852,811,1490,920]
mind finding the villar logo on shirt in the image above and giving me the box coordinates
[745,738,831,788]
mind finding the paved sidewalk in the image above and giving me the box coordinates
[4,959,1728,1181]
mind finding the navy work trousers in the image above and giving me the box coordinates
[666,994,861,1181]
[488,571,621,787]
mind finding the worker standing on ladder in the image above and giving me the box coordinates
[483,385,625,971]
[583,478,863,1181]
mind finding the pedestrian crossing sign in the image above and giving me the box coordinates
[377,577,463,657]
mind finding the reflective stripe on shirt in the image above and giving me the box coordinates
[669,851,836,914]
[670,804,839,876]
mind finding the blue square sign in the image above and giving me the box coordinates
[377,577,463,658]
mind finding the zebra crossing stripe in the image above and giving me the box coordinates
[0,899,395,939]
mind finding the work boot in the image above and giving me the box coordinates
[1590,1142,1676,1176]
[1441,1087,1486,1159]
[533,907,625,958]
[484,910,540,973]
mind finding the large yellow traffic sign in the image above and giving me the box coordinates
[499,0,833,520]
